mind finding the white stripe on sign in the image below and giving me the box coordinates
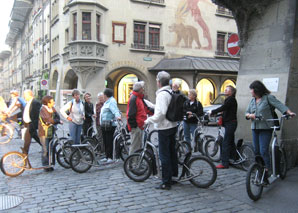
[228,41,238,48]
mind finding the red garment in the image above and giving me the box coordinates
[126,91,153,131]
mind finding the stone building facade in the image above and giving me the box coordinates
[1,0,239,110]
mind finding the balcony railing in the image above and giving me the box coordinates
[131,0,165,5]
[215,51,230,57]
[216,9,233,17]
[131,43,164,51]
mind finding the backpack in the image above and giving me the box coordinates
[163,90,186,122]
[17,97,26,108]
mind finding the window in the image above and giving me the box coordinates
[132,21,163,51]
[96,14,100,41]
[65,28,69,46]
[118,74,138,104]
[73,13,77,40]
[216,33,225,55]
[196,79,215,107]
[134,22,146,48]
[149,24,160,50]
[216,32,235,57]
[82,12,91,40]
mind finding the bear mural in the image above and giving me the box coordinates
[168,0,212,50]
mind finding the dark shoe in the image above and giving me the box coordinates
[216,164,229,169]
[170,180,178,185]
[155,183,171,190]
[44,167,54,172]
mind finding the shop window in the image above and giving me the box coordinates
[118,74,138,104]
[82,12,91,40]
[172,78,189,95]
[221,79,236,93]
[196,79,215,106]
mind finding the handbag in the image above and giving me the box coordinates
[101,120,113,131]
[266,96,280,130]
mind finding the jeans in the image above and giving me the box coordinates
[183,121,197,144]
[158,127,178,186]
[221,121,237,167]
[252,129,273,169]
[69,122,83,144]
[40,136,54,166]
[129,127,143,155]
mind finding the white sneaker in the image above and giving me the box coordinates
[100,158,107,162]
[107,158,114,163]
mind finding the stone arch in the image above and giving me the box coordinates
[196,78,216,106]
[171,77,190,95]
[63,69,78,89]
[220,78,236,93]
[106,67,149,112]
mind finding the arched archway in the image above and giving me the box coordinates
[172,78,190,95]
[105,67,147,112]
[118,74,138,104]
[63,69,78,89]
[221,79,236,92]
[52,70,58,89]
[196,78,215,106]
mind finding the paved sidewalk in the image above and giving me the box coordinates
[0,128,297,212]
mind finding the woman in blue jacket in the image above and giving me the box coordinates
[100,88,121,163]
[245,80,295,175]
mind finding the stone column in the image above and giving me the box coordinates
[213,0,298,167]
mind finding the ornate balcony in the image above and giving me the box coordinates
[68,40,108,88]
[68,40,107,64]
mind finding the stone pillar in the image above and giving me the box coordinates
[213,0,298,167]
[71,64,106,103]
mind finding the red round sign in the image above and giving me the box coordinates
[41,80,48,86]
[227,33,240,56]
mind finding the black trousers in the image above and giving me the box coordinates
[83,121,93,137]
[158,127,178,185]
[101,126,116,159]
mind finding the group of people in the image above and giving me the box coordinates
[0,72,295,187]
[127,72,295,190]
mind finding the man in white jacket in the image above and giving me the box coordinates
[145,71,178,190]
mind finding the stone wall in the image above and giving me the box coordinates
[235,0,298,167]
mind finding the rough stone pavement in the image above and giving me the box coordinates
[0,126,297,213]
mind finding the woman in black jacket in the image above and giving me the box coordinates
[210,85,238,169]
[183,89,203,145]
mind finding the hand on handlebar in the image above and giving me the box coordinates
[246,113,257,120]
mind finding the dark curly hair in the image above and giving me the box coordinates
[249,80,270,97]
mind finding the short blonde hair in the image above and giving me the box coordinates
[188,89,197,98]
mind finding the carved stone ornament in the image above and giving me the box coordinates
[96,46,104,57]
[71,66,97,88]
[212,0,272,47]
[80,45,93,56]
[70,46,77,56]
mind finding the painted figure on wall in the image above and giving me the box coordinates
[168,0,212,50]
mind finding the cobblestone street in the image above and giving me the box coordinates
[0,126,297,212]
